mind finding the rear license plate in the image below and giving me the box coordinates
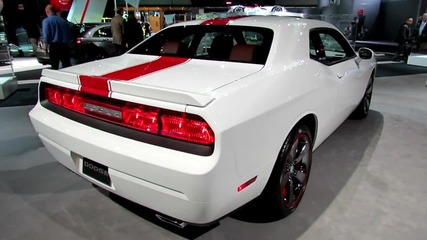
[82,158,111,186]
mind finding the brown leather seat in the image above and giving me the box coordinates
[162,41,186,55]
[229,44,257,63]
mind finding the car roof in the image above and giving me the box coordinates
[170,15,335,32]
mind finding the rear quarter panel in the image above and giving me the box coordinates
[186,20,341,179]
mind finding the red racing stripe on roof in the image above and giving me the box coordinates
[78,56,189,97]
[200,16,246,25]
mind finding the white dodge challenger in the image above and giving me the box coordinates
[29,15,376,227]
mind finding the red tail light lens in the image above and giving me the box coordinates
[122,103,160,133]
[76,38,82,44]
[43,85,215,145]
[62,90,85,112]
[161,113,215,145]
[45,87,63,105]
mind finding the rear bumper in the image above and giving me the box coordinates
[29,103,256,224]
[38,133,218,224]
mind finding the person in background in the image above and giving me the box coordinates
[42,4,71,70]
[356,9,366,40]
[413,13,427,52]
[58,11,80,65]
[394,17,414,62]
[124,14,144,50]
[24,23,41,57]
[144,21,151,37]
[111,7,125,55]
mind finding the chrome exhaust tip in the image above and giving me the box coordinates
[155,214,188,228]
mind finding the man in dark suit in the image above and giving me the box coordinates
[413,13,427,52]
[394,17,414,62]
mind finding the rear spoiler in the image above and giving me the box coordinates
[41,69,215,107]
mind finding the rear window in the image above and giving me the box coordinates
[130,25,273,64]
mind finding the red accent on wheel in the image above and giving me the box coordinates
[282,187,287,197]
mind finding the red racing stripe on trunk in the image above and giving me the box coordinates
[200,16,246,25]
[78,56,189,97]
[79,75,110,97]
[103,56,188,80]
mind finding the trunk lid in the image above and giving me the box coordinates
[42,54,263,106]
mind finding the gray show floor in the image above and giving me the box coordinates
[1,72,427,240]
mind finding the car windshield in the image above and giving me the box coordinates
[130,25,274,64]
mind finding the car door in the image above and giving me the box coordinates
[310,28,362,120]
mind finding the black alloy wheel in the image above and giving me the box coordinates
[351,74,374,119]
[362,75,374,115]
[261,125,313,218]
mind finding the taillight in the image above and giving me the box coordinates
[76,38,82,44]
[45,87,63,105]
[62,90,85,112]
[161,113,214,145]
[122,103,160,133]
[43,85,215,145]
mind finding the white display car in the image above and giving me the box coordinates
[29,15,376,227]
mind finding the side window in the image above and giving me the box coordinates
[310,28,356,65]
[319,33,346,61]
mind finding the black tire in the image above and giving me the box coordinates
[350,73,374,119]
[260,125,313,218]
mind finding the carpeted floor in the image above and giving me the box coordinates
[0,69,43,81]
[376,63,427,77]
[0,84,38,107]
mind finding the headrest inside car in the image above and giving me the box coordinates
[209,35,234,59]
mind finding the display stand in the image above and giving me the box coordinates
[0,44,18,100]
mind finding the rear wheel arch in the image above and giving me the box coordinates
[350,69,375,119]
[255,114,317,219]
[296,114,317,146]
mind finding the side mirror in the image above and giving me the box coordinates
[358,47,374,60]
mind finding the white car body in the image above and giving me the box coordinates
[29,16,376,225]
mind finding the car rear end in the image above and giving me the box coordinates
[29,84,223,224]
[29,17,276,225]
